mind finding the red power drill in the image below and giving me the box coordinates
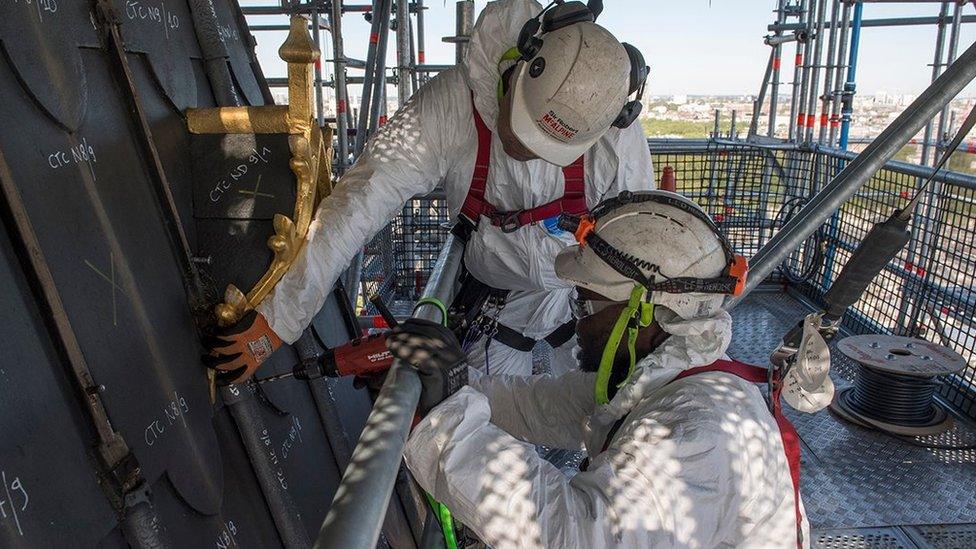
[257,294,398,384]
[256,332,394,383]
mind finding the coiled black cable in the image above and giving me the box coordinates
[839,365,976,450]
[847,365,939,426]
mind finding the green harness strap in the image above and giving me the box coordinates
[425,493,459,549]
[413,296,459,549]
[595,286,655,405]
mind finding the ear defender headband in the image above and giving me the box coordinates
[558,191,748,297]
[511,1,648,129]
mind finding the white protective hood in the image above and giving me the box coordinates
[462,0,544,131]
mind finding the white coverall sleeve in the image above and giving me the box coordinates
[598,119,655,202]
[257,74,461,343]
[469,370,596,449]
[405,387,602,549]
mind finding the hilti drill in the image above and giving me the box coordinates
[256,293,399,384]
[256,332,394,383]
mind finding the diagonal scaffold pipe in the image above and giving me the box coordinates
[729,38,976,309]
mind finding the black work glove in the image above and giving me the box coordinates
[387,318,468,416]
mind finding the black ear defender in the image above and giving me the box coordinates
[517,1,596,62]
[612,43,650,129]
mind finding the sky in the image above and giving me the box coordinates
[243,1,976,99]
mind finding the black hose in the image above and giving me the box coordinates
[777,197,825,283]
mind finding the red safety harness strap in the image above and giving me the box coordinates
[675,360,804,549]
[459,101,587,231]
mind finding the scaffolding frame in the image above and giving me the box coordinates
[232,2,976,547]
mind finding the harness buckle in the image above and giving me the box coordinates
[493,211,523,233]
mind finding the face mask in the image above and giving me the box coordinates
[594,285,654,405]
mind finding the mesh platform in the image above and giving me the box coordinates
[731,290,976,548]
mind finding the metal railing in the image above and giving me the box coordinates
[316,234,463,548]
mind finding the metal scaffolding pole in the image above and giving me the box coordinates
[934,1,962,163]
[749,49,777,139]
[312,9,326,127]
[448,1,474,63]
[817,0,841,144]
[729,39,976,306]
[368,1,393,138]
[329,0,350,171]
[919,2,949,167]
[838,1,863,150]
[894,0,952,339]
[416,0,427,85]
[356,0,384,155]
[769,14,976,32]
[315,235,464,549]
[408,11,419,94]
[789,0,809,141]
[396,0,412,107]
[828,1,851,146]
[768,0,788,137]
[804,0,828,143]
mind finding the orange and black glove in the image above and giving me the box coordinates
[203,311,283,384]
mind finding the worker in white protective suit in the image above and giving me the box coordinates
[204,0,655,383]
[388,190,809,548]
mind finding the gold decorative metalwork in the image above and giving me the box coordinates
[187,16,334,327]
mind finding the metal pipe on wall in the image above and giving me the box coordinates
[729,38,976,307]
[315,235,464,549]
[409,13,420,94]
[187,0,241,106]
[223,385,311,547]
[902,2,964,337]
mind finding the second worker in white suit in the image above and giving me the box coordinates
[205,0,654,381]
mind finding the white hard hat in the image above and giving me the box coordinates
[555,191,747,320]
[509,21,632,166]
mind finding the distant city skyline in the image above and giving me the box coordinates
[246,0,976,100]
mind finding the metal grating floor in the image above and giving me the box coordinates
[729,290,976,548]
